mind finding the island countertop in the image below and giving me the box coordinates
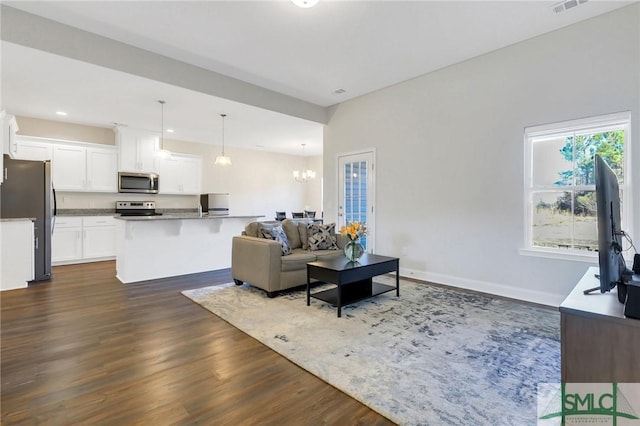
[114,214,264,221]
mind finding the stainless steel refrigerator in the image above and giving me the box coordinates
[1,154,55,281]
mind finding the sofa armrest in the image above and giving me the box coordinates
[232,235,282,293]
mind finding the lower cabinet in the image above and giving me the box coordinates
[52,216,116,265]
[1,220,34,291]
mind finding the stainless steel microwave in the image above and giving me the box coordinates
[118,172,159,194]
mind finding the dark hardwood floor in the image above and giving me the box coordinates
[1,261,394,425]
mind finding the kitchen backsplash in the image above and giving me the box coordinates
[55,192,199,209]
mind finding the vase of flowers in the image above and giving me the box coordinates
[340,221,366,262]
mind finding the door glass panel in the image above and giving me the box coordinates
[343,160,368,249]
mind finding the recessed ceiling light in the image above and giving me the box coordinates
[166,129,175,133]
[292,0,319,8]
[56,111,68,116]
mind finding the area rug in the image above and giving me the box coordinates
[182,276,560,425]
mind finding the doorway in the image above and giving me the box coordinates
[337,150,375,253]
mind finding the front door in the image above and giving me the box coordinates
[337,151,375,252]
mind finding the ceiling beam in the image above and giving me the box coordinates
[1,5,328,125]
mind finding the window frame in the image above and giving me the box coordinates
[521,111,632,263]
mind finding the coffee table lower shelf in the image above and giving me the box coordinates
[310,281,396,308]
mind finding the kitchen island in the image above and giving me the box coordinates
[115,214,263,283]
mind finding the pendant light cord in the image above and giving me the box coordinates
[221,113,226,155]
[159,100,165,150]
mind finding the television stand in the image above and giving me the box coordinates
[560,267,640,382]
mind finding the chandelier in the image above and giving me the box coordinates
[215,113,232,166]
[293,144,316,183]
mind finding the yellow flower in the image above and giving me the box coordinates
[340,221,367,241]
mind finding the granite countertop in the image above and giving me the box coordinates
[57,209,117,217]
[1,218,36,223]
[115,214,264,221]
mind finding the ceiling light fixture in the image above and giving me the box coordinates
[293,144,316,183]
[156,100,171,159]
[215,113,232,166]
[292,0,319,8]
[56,111,68,116]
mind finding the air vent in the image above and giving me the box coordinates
[553,0,587,14]
[333,88,346,95]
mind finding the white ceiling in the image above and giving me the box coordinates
[1,0,634,156]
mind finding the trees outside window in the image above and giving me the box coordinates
[524,112,631,258]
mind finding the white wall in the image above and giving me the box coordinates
[199,145,323,219]
[324,5,640,305]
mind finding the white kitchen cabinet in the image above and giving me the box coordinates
[0,219,34,291]
[52,216,116,265]
[86,147,118,192]
[12,137,53,161]
[1,113,19,184]
[52,145,86,191]
[83,217,117,259]
[52,217,83,263]
[53,144,117,192]
[116,127,159,173]
[158,154,202,195]
[2,112,19,159]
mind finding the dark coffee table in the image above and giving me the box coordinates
[306,254,400,317]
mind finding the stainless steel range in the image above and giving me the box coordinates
[115,201,162,216]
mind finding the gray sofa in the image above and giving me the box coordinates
[232,219,346,297]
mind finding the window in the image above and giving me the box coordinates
[523,112,632,261]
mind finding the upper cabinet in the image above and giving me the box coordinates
[12,136,53,161]
[2,112,19,158]
[87,147,119,192]
[158,154,202,195]
[1,112,18,184]
[116,127,159,173]
[53,143,118,192]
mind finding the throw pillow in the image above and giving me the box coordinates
[258,223,292,255]
[281,219,302,249]
[299,223,309,250]
[244,221,261,238]
[307,223,338,251]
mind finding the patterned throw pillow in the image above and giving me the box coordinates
[307,223,338,251]
[258,224,292,255]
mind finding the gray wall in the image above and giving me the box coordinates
[323,5,640,305]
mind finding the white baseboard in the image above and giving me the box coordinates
[53,256,115,266]
[398,267,565,307]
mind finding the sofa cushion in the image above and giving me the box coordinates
[281,249,316,272]
[281,219,302,250]
[307,223,338,251]
[258,223,292,255]
[313,249,344,260]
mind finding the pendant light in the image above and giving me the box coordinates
[293,143,316,183]
[156,100,171,158]
[215,113,232,166]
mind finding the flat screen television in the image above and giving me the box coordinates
[587,154,633,303]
